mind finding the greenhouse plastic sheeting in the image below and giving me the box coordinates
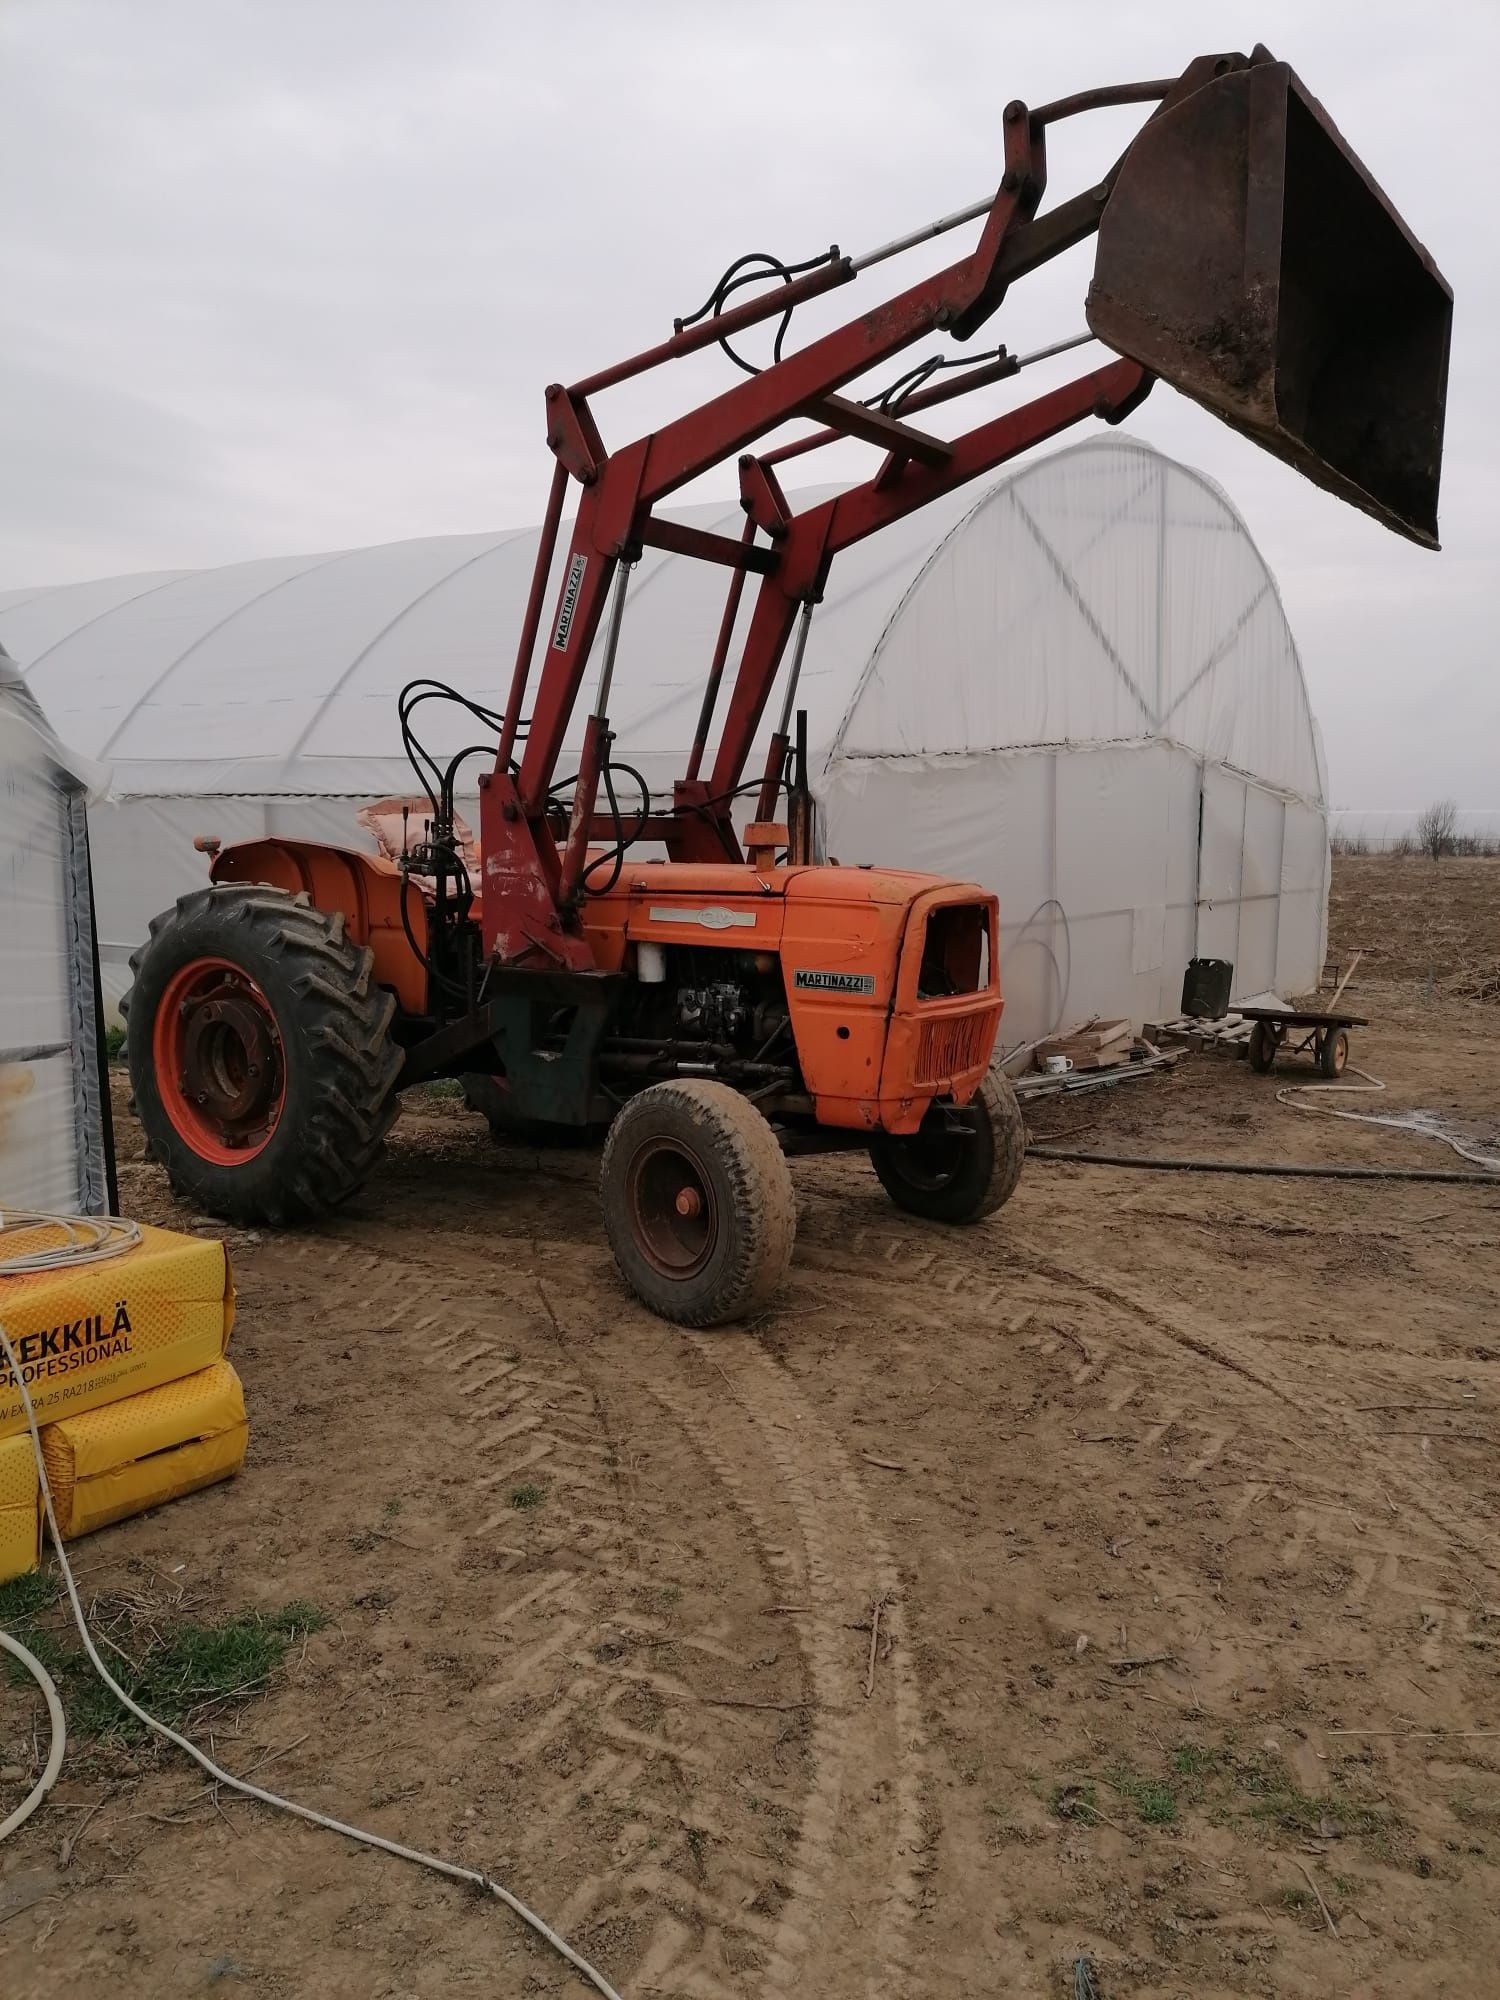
[83,792,381,1009]
[1,436,1329,1038]
[831,443,1324,802]
[823,742,1325,1046]
[0,649,110,1211]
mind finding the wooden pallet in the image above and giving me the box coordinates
[1142,1013,1254,1057]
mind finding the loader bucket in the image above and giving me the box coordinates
[1086,52,1452,547]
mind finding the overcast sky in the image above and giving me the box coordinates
[2,0,1496,809]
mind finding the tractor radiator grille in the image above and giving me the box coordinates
[914,1010,992,1085]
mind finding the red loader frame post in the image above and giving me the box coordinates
[475,55,1279,969]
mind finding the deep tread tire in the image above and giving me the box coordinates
[1320,1026,1350,1079]
[1248,1020,1277,1073]
[600,1079,796,1327]
[870,1069,1025,1224]
[124,885,402,1224]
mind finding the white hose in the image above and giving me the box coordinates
[0,1628,66,1843]
[0,1264,623,1998]
[1277,1067,1500,1172]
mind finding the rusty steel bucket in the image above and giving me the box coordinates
[1087,51,1452,547]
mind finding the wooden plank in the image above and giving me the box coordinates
[1036,1019,1131,1065]
[1039,1017,1129,1053]
[1237,1006,1369,1030]
[1325,950,1363,1013]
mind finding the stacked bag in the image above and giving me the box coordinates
[0,1222,244,1580]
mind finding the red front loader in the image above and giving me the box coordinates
[125,47,1451,1323]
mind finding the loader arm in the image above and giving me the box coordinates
[131,44,1452,1330]
[709,354,1154,812]
[470,42,1448,970]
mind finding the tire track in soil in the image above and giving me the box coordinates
[255,1230,779,1993]
[792,1184,1500,1888]
[1029,1247,1500,1587]
[793,1194,1500,1674]
[279,1216,924,2000]
[644,1334,928,1998]
[805,1191,1496,1491]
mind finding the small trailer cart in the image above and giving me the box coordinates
[1240,1005,1367,1079]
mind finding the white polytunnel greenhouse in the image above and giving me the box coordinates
[0,434,1328,1044]
[0,645,114,1213]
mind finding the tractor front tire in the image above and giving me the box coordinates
[124,885,402,1225]
[870,1069,1025,1224]
[600,1079,796,1327]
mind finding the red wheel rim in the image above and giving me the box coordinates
[152,957,286,1164]
[626,1136,718,1279]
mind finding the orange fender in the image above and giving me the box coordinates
[210,839,430,1018]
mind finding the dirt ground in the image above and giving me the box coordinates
[3,854,1499,2000]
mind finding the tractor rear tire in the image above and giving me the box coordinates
[600,1079,796,1327]
[124,885,402,1225]
[870,1069,1025,1224]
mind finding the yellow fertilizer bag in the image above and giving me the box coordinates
[0,1430,43,1582]
[0,1222,234,1440]
[40,1360,247,1540]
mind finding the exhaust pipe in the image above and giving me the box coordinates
[1086,49,1452,547]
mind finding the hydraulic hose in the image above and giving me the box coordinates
[1027,1062,1500,1185]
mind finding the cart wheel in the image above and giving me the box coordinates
[600,1079,796,1327]
[1320,1026,1350,1079]
[1247,1020,1277,1073]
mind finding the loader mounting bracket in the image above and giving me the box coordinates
[398,967,624,1125]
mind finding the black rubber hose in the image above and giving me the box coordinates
[1025,1148,1500,1187]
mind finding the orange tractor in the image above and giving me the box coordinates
[125,49,1450,1323]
